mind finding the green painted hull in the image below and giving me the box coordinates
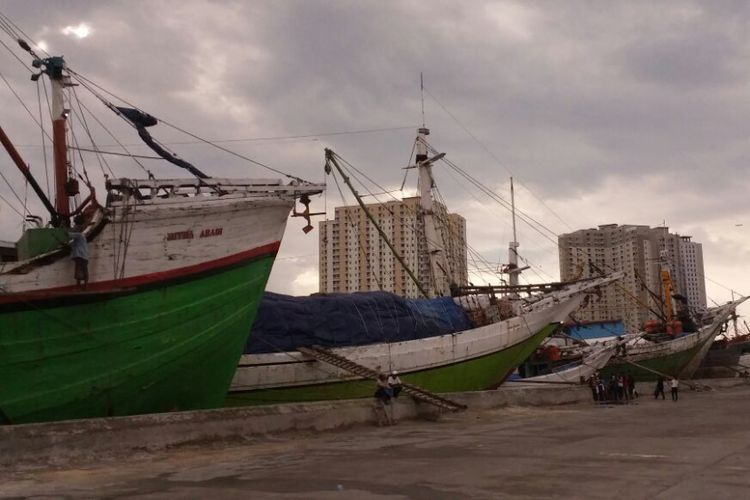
[225,322,559,407]
[0,255,276,424]
[600,338,707,382]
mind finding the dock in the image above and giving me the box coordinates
[3,379,750,498]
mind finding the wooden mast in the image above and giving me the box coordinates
[45,56,71,224]
[508,177,519,287]
[416,127,451,297]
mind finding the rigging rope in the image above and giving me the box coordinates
[66,68,306,181]
[70,86,115,178]
[328,167,385,292]
[36,78,51,199]
[100,125,417,148]
[423,85,573,232]
[75,98,150,176]
[0,191,23,217]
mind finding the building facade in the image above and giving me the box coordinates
[558,224,707,332]
[319,197,468,297]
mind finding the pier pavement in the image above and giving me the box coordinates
[3,381,750,499]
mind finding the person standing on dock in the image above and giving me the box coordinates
[588,375,598,402]
[670,377,679,401]
[654,376,666,400]
[373,373,394,426]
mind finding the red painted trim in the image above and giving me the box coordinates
[0,241,280,305]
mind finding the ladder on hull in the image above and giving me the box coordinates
[297,345,467,412]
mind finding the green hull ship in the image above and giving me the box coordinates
[600,300,745,381]
[0,44,323,424]
[2,254,275,424]
[229,277,620,405]
[227,322,559,406]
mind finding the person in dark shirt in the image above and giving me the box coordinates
[654,376,666,400]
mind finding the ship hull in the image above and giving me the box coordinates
[600,301,743,382]
[600,338,709,382]
[0,179,321,424]
[520,345,617,384]
[225,281,612,406]
[0,250,276,424]
[226,322,559,406]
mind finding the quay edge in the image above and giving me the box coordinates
[1,382,594,468]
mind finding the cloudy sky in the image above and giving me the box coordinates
[1,1,749,316]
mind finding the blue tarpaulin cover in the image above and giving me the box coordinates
[564,320,625,340]
[244,291,474,354]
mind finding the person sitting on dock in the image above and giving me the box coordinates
[387,371,403,399]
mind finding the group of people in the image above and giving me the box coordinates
[587,372,637,403]
[588,372,681,403]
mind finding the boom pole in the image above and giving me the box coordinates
[325,148,430,299]
[0,125,58,222]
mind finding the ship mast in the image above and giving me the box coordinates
[508,177,519,287]
[502,177,529,291]
[415,127,452,297]
[13,39,74,226]
[45,56,72,224]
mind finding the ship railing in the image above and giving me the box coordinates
[106,177,324,204]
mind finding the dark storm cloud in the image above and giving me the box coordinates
[1,1,749,299]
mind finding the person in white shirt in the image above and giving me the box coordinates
[69,215,89,287]
[387,371,403,398]
[670,377,679,401]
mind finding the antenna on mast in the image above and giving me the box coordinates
[420,72,425,128]
[508,177,520,286]
[504,177,528,289]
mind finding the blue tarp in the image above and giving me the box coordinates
[565,320,625,340]
[244,291,474,354]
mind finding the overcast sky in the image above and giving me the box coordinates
[1,1,749,318]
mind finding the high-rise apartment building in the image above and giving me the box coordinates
[678,236,707,312]
[319,197,467,297]
[558,224,707,332]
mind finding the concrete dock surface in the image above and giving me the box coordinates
[3,381,750,499]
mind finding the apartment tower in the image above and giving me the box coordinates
[558,224,707,332]
[319,197,468,297]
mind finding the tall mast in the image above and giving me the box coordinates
[508,177,519,286]
[45,56,71,223]
[416,127,451,297]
